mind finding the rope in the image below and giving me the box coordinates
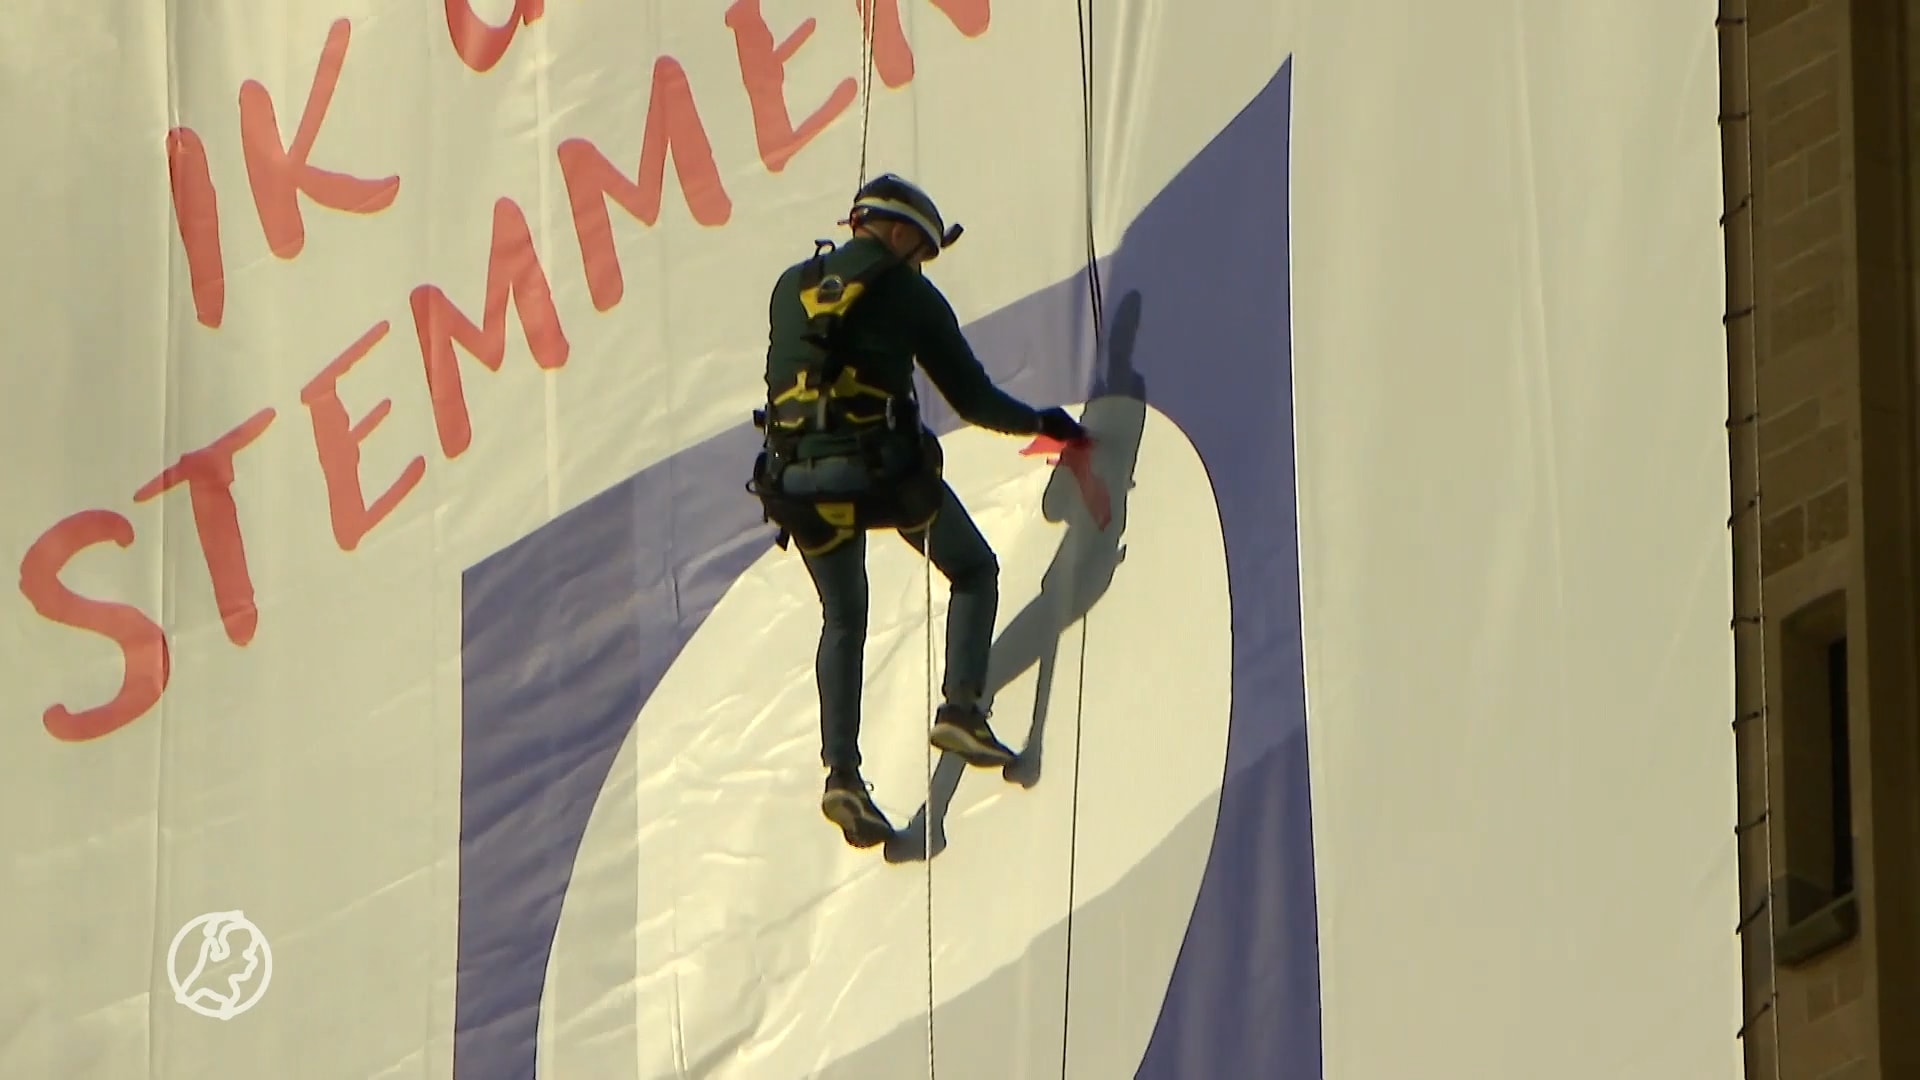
[1057,2,1102,1075]
[856,2,878,192]
[922,527,937,1079]
[850,7,936,1074]
[845,7,1102,1074]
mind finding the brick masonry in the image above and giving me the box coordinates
[1732,0,1920,1077]
[1753,3,1853,585]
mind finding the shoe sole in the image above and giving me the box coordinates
[929,723,1016,768]
[821,790,893,848]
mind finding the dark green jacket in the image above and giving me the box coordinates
[763,236,1042,441]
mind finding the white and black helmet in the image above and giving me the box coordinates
[849,173,964,258]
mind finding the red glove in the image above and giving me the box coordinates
[1020,429,1111,529]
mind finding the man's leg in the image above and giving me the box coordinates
[799,533,869,770]
[901,483,1017,767]
[799,532,895,846]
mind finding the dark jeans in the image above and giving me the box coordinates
[798,482,999,770]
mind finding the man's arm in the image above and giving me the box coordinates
[908,277,1042,435]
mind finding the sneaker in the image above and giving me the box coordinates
[821,767,895,848]
[928,704,1017,768]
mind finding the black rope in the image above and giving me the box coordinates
[1077,5,1107,338]
[846,10,933,1071]
[1057,2,1103,1077]
[856,3,877,191]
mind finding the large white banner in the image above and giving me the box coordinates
[1,2,1739,1077]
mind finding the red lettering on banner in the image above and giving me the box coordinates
[559,56,732,311]
[239,18,401,259]
[132,409,277,647]
[725,0,858,172]
[446,0,546,74]
[860,0,991,88]
[301,322,428,551]
[167,128,226,329]
[18,512,172,742]
[33,9,1005,740]
[410,198,571,458]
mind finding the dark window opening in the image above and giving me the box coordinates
[1826,637,1853,898]
[1772,592,1859,965]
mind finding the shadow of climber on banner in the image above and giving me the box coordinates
[888,289,1148,863]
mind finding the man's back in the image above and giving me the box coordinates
[764,235,923,404]
[762,235,1042,437]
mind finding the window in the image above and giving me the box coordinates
[1826,637,1854,899]
[1773,591,1859,965]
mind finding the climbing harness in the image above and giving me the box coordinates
[745,236,948,557]
[746,143,966,558]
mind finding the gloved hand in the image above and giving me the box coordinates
[1035,406,1087,444]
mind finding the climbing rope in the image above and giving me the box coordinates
[850,7,938,1075]
[921,513,937,1078]
[1056,1,1103,1075]
[844,5,1106,1073]
[856,3,878,192]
